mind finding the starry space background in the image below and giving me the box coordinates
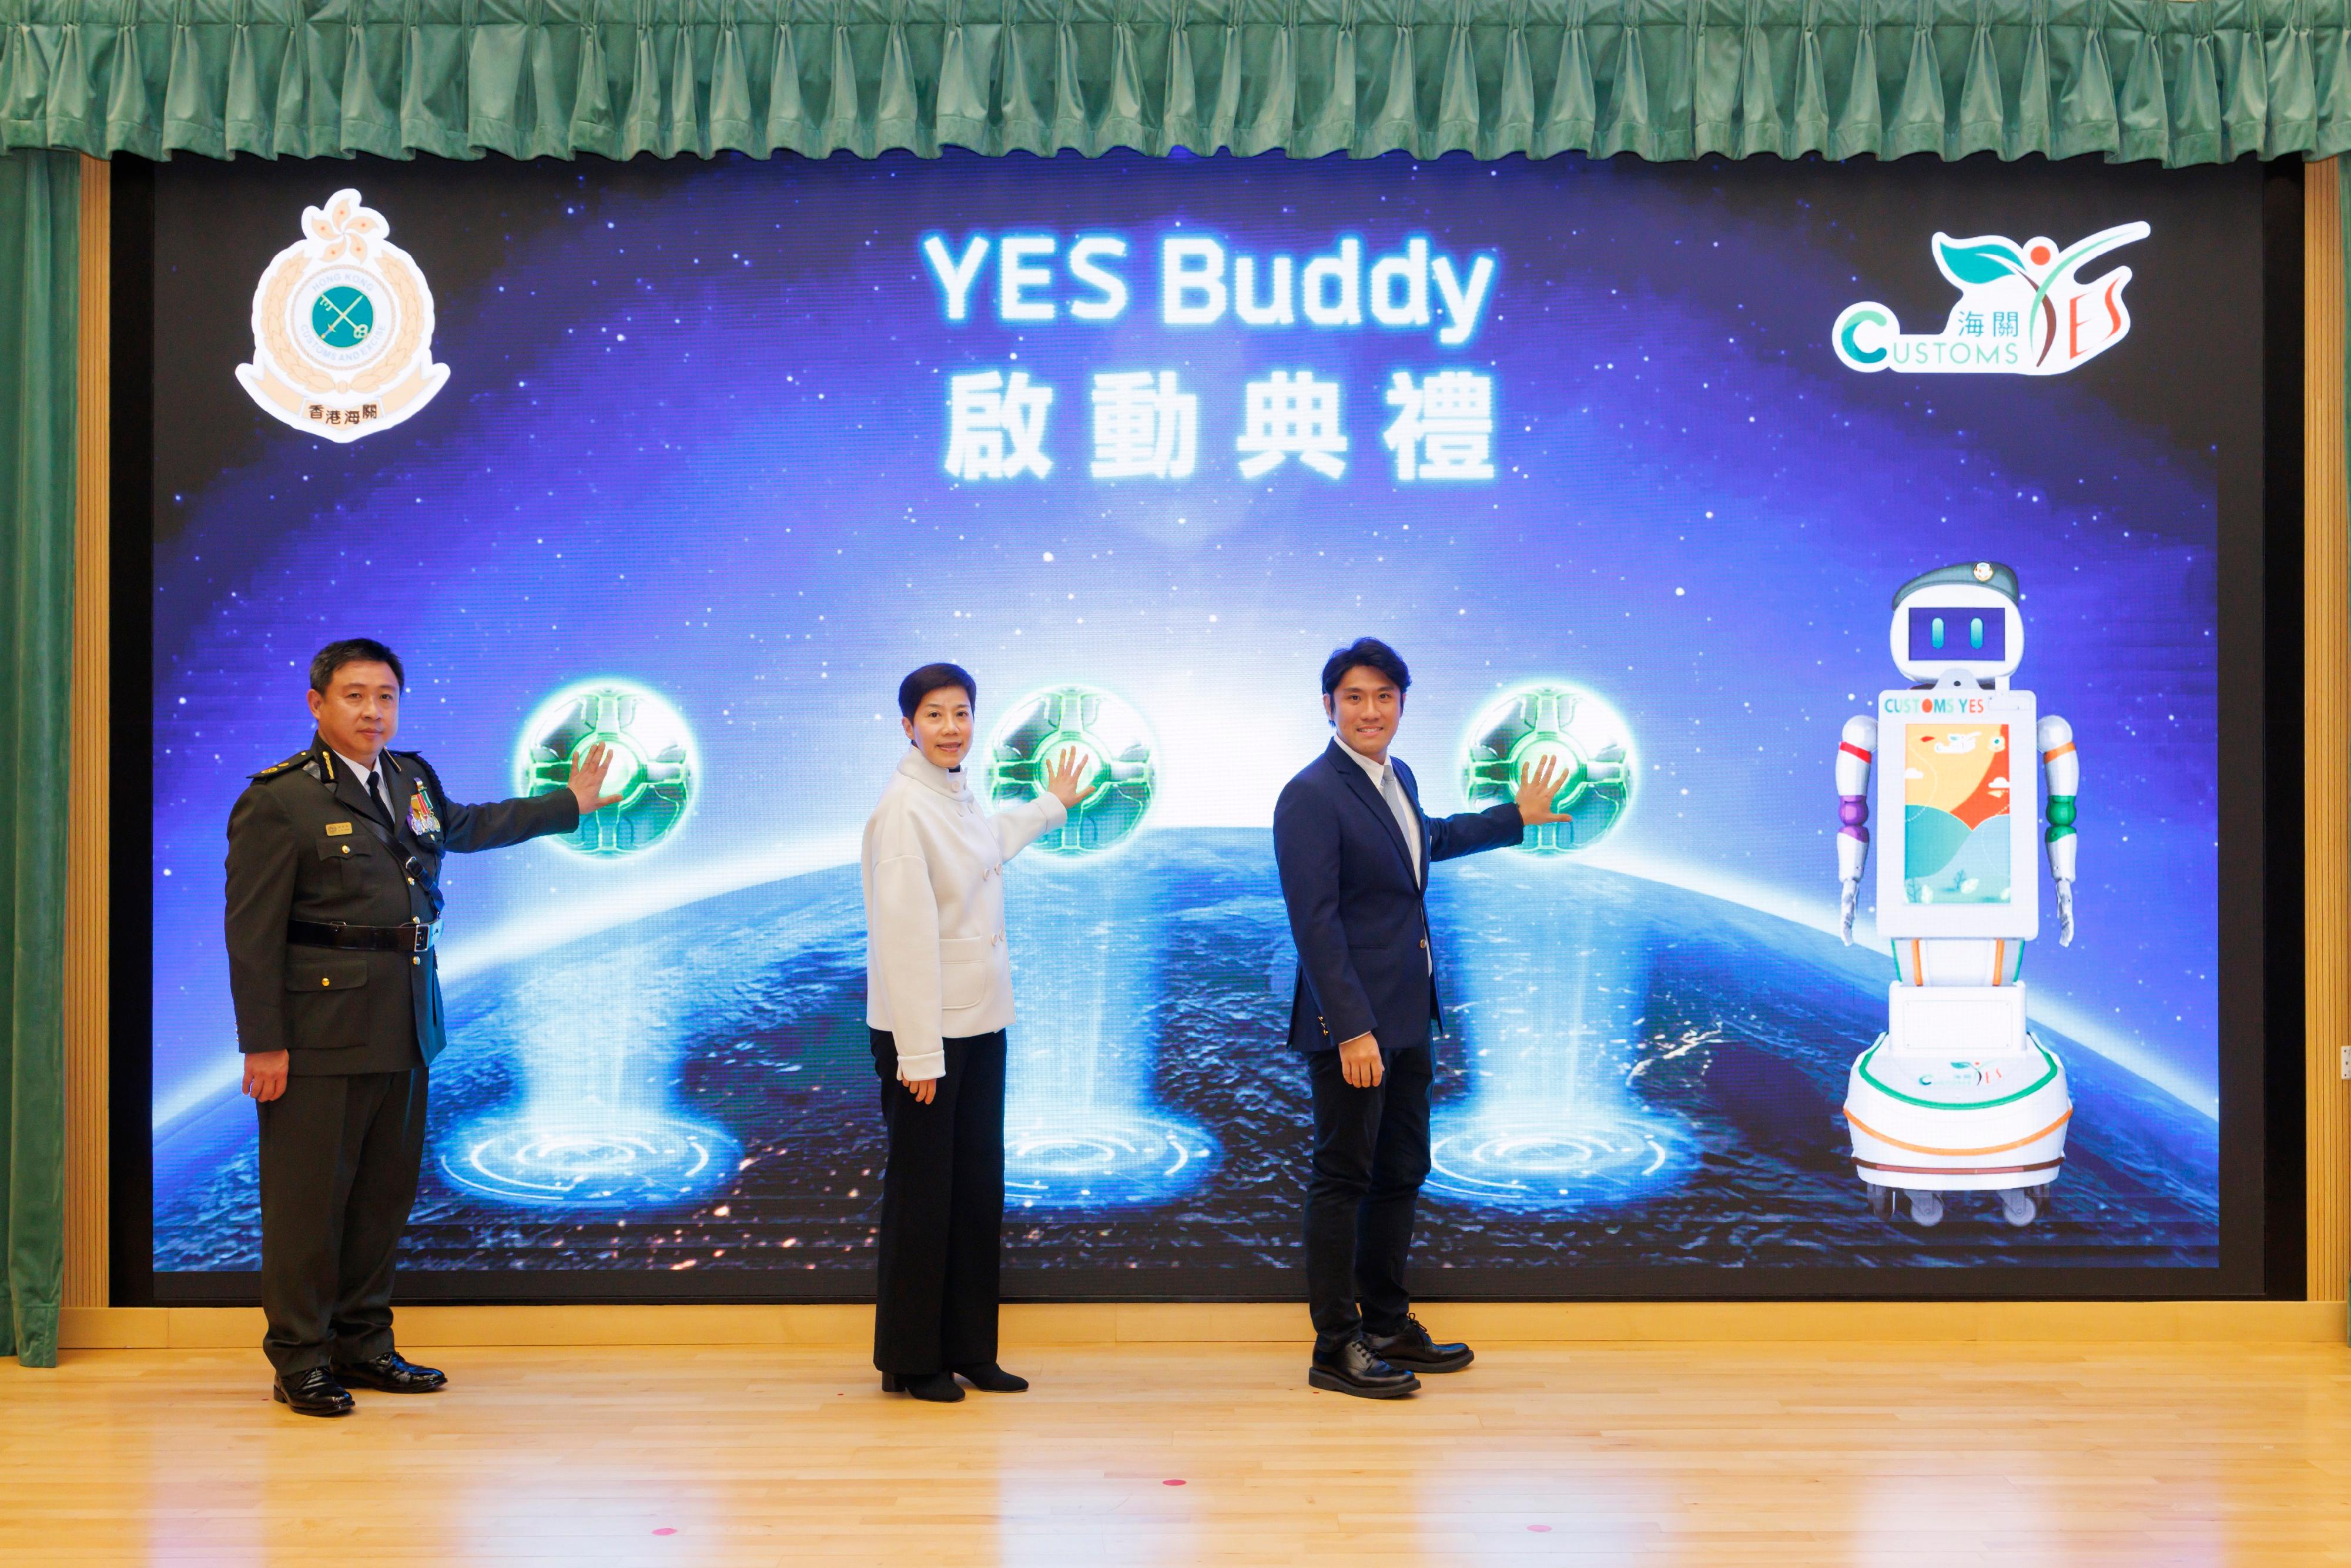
[144,150,2257,1286]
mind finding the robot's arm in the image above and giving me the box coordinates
[2038,715,2078,946]
[1836,715,1877,945]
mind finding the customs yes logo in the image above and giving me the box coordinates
[1833,223,2149,376]
[237,190,449,441]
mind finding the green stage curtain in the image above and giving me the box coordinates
[0,150,73,1370]
[0,0,2348,166]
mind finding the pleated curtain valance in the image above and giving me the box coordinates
[0,0,2348,167]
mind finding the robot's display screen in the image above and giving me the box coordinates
[141,151,2262,1299]
[1908,608,2008,662]
[1903,725,2015,907]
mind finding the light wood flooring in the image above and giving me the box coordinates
[5,1341,2350,1564]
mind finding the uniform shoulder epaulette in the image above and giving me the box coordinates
[249,751,316,782]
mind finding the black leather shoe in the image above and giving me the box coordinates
[271,1368,355,1418]
[331,1351,448,1393]
[881,1371,965,1402]
[1307,1335,1420,1399]
[951,1362,1029,1393]
[1364,1314,1475,1373]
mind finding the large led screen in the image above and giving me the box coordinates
[141,151,2269,1300]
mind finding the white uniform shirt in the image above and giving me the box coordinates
[332,748,398,824]
[861,749,1067,1080]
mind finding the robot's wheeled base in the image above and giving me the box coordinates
[1844,1030,2071,1229]
[1864,1179,2054,1228]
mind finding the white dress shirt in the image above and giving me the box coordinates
[861,749,1067,1081]
[332,748,396,823]
[1335,735,1422,884]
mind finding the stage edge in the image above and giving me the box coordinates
[50,1301,2351,1352]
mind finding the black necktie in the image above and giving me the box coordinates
[365,769,390,826]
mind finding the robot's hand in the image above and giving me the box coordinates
[1838,878,1859,946]
[2054,879,2076,947]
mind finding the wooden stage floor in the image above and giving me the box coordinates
[5,1342,2349,1564]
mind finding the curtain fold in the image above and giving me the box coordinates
[4,0,2351,165]
[0,148,74,1372]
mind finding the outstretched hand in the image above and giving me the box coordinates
[1838,878,1860,946]
[1042,746,1100,812]
[1512,755,1568,826]
[568,741,627,816]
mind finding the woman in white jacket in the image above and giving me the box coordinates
[862,662,1093,1403]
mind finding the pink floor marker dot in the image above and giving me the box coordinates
[654,1527,678,1536]
[1528,1525,1552,1533]
[1163,1479,1187,1487]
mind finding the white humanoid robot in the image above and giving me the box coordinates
[1835,561,2078,1229]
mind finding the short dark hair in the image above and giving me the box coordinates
[1320,637,1410,697]
[309,638,406,693]
[897,662,977,719]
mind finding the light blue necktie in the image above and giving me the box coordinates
[1379,766,1420,884]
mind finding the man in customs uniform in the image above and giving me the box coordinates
[226,639,620,1416]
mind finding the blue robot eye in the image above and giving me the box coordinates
[1907,605,2007,661]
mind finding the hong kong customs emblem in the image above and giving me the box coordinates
[236,189,449,443]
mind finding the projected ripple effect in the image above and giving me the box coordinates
[444,1115,735,1207]
[1003,1114,1217,1208]
[1427,1113,1694,1208]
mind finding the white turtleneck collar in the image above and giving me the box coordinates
[897,747,970,799]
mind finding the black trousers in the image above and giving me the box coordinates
[870,1028,1007,1375]
[1304,1044,1435,1349]
[254,1067,428,1375]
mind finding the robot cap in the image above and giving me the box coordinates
[1891,561,2019,609]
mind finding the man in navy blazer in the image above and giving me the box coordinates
[1272,637,1568,1398]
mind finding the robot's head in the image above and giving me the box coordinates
[1889,561,2023,685]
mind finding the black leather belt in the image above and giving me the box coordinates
[288,918,441,954]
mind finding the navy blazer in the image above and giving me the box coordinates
[1272,739,1525,1054]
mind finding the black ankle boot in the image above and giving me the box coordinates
[881,1371,964,1402]
[951,1362,1029,1393]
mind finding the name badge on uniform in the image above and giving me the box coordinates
[324,821,353,837]
[407,783,442,837]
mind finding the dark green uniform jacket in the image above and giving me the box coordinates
[225,735,581,1074]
